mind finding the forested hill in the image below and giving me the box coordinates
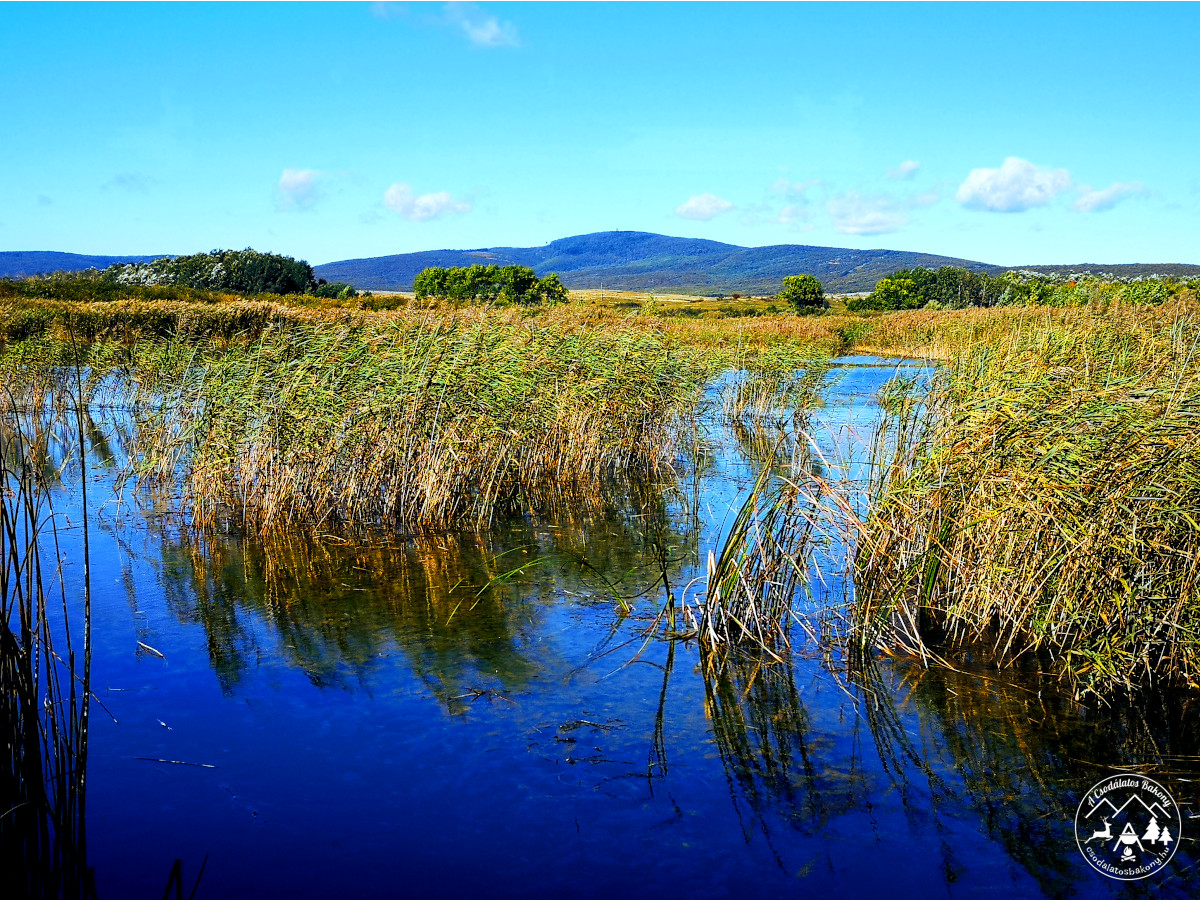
[313,232,1006,294]
[6,236,1199,295]
[0,251,169,279]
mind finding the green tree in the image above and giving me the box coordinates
[100,248,317,295]
[535,273,568,305]
[865,275,920,311]
[778,274,825,313]
[497,265,540,304]
[412,265,569,305]
[413,267,449,301]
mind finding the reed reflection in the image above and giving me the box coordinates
[854,657,1200,897]
[0,396,95,898]
[151,479,703,710]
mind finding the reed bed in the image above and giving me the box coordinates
[854,299,1200,695]
[113,311,711,531]
[0,388,94,896]
[0,289,854,537]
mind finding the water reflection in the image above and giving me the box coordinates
[151,486,705,709]
[853,657,1200,896]
[16,363,1200,897]
[702,648,864,839]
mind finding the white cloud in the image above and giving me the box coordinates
[370,2,402,19]
[768,177,819,199]
[886,160,921,180]
[278,168,323,210]
[777,204,813,226]
[1074,181,1143,213]
[910,191,939,208]
[675,193,733,221]
[956,157,1072,212]
[827,191,908,235]
[444,2,519,47]
[383,182,471,221]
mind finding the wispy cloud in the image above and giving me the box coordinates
[1074,181,1143,213]
[676,193,733,221]
[372,2,518,46]
[886,160,921,180]
[383,183,471,221]
[740,179,819,229]
[827,191,908,235]
[956,157,1071,212]
[443,2,519,47]
[776,205,814,230]
[277,168,324,210]
[105,172,159,194]
[768,177,820,199]
[370,2,405,20]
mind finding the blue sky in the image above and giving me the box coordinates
[2,2,1198,266]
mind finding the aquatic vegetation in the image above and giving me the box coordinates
[0,288,847,538]
[9,280,1200,699]
[0,385,94,897]
[121,313,707,531]
[698,441,822,649]
[854,300,1200,695]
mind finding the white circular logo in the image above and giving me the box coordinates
[1075,774,1181,880]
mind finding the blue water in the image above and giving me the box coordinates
[26,362,1200,898]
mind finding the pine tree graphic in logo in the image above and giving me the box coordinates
[1075,775,1181,880]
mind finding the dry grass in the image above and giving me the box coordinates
[853,299,1200,695]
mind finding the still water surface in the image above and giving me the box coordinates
[42,360,1200,897]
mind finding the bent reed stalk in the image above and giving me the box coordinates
[854,300,1200,696]
[0,382,94,896]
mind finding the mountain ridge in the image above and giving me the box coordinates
[0,251,170,280]
[313,232,1200,294]
[4,234,1199,296]
[311,231,1008,295]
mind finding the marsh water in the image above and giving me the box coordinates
[28,359,1200,897]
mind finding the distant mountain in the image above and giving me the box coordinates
[0,251,170,279]
[7,237,1199,295]
[313,231,1008,295]
[1006,262,1200,280]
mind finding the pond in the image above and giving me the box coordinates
[20,358,1200,898]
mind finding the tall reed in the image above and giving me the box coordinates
[854,300,1200,695]
[116,312,706,532]
[0,377,94,896]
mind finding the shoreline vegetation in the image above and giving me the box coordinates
[3,268,1200,697]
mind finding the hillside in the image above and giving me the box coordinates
[0,251,170,279]
[6,237,1199,295]
[312,232,1007,295]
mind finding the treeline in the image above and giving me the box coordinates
[413,265,568,306]
[99,248,363,299]
[849,266,1194,312]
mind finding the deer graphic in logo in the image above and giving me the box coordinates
[1085,817,1113,844]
